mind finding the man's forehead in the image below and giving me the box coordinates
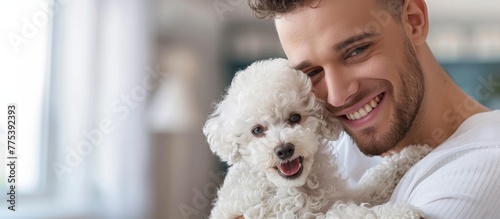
[274,0,386,62]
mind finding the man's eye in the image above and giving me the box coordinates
[347,44,369,58]
[307,69,323,77]
[304,68,324,85]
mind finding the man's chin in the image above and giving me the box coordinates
[347,131,396,156]
[357,144,387,156]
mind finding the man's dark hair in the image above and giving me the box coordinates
[248,0,404,20]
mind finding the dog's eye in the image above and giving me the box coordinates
[289,114,301,124]
[252,125,265,137]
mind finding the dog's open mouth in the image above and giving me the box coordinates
[275,157,303,179]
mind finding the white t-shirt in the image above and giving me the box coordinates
[336,110,500,218]
[390,110,500,218]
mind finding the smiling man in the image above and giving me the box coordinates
[242,0,500,218]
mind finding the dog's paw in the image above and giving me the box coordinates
[325,202,424,219]
[372,202,424,219]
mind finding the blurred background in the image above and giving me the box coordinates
[0,0,499,218]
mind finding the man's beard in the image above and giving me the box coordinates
[348,38,425,156]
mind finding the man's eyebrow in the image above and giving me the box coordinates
[292,61,312,70]
[335,32,379,52]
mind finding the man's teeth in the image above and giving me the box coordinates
[346,96,381,120]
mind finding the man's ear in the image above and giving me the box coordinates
[402,0,429,46]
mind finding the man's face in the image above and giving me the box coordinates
[275,0,425,155]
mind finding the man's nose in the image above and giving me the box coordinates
[323,68,359,107]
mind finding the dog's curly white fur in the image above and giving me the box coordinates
[203,58,431,219]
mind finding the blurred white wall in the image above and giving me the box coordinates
[428,0,500,62]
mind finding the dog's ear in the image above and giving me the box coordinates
[318,104,343,141]
[203,109,241,165]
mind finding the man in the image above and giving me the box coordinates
[242,0,500,218]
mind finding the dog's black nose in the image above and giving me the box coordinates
[274,143,294,160]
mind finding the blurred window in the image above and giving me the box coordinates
[0,0,51,193]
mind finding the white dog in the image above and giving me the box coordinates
[203,58,431,219]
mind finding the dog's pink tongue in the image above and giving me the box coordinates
[278,158,301,176]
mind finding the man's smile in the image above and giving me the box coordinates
[336,92,387,130]
[346,94,383,120]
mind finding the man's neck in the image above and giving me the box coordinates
[396,44,489,150]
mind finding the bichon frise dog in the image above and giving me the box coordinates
[203,58,431,219]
